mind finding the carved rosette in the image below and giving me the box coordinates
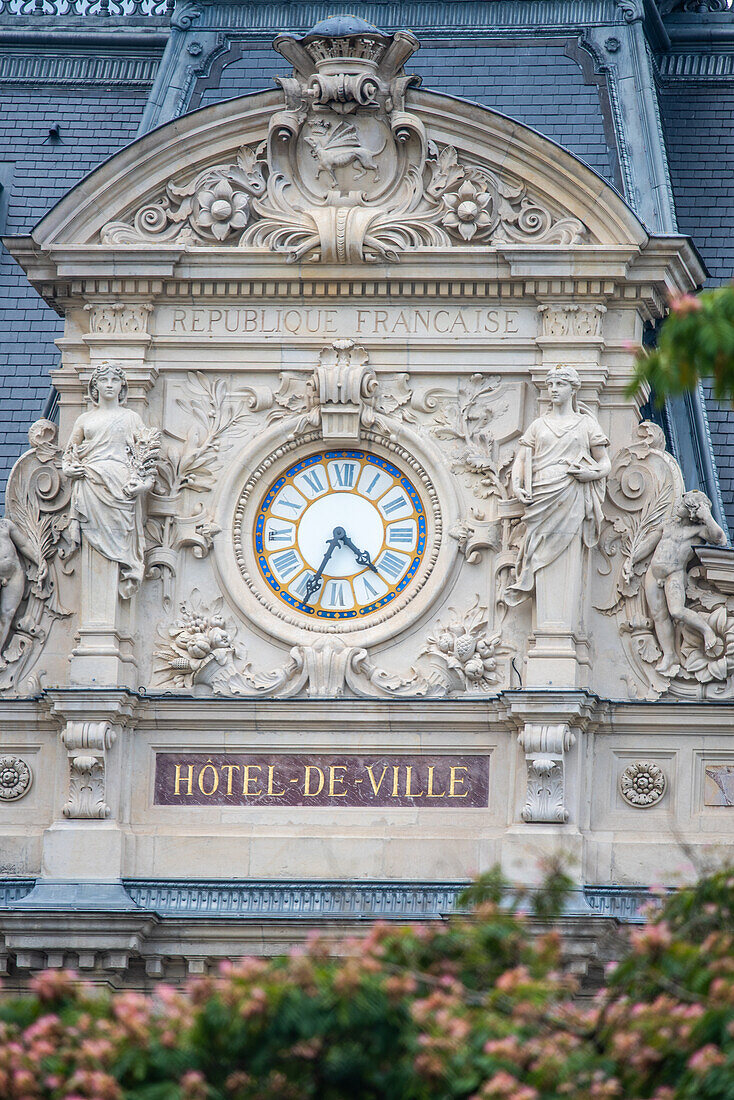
[0,756,33,801]
[619,761,666,808]
[98,20,587,263]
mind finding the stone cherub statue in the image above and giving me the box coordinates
[62,362,160,599]
[0,517,45,662]
[505,363,610,603]
[622,488,727,676]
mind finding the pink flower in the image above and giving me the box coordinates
[668,292,701,315]
[688,1045,726,1073]
[29,969,78,1001]
[180,1069,208,1100]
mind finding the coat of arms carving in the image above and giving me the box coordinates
[100,16,586,261]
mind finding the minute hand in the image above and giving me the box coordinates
[302,527,344,604]
[341,533,379,574]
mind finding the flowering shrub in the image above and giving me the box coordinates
[627,284,734,403]
[1,867,733,1099]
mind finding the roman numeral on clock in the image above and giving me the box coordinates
[388,526,413,544]
[325,581,347,607]
[382,494,408,515]
[379,550,407,579]
[301,468,324,494]
[271,549,300,578]
[332,462,357,488]
[268,528,293,543]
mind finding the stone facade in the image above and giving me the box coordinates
[1,5,734,985]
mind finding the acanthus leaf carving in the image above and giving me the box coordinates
[153,596,438,699]
[98,25,587,262]
[60,719,117,820]
[266,345,415,445]
[518,722,576,824]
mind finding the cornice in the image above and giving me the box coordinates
[0,50,161,85]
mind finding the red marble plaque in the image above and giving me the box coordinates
[154,753,489,808]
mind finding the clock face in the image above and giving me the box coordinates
[253,449,428,620]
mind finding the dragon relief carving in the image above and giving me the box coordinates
[596,421,734,700]
[99,25,586,262]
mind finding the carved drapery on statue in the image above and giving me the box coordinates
[62,363,160,599]
[505,365,609,606]
[99,17,586,262]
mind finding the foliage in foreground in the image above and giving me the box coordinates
[628,284,734,404]
[1,867,734,1100]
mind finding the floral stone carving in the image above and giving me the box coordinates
[420,598,506,693]
[154,595,251,695]
[619,761,666,807]
[154,595,438,700]
[0,756,33,801]
[99,21,586,262]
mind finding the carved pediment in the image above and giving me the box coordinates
[25,17,649,260]
[98,19,586,262]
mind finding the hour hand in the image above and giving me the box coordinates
[340,532,379,574]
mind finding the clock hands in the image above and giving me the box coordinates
[302,527,344,604]
[301,526,379,605]
[339,531,379,575]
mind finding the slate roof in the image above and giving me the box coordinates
[194,38,619,188]
[658,82,734,525]
[0,85,154,488]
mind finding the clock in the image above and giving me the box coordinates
[252,449,428,620]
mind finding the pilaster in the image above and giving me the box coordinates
[16,690,138,911]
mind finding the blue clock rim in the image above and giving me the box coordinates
[252,449,427,620]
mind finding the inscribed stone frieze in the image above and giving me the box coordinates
[156,305,529,340]
[154,753,490,808]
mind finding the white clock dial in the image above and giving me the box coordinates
[253,449,427,621]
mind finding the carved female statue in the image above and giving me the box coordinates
[62,363,159,599]
[505,364,610,605]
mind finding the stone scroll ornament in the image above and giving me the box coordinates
[100,17,586,262]
[153,591,439,700]
[503,364,610,605]
[0,419,74,691]
[62,362,160,599]
[596,421,734,700]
